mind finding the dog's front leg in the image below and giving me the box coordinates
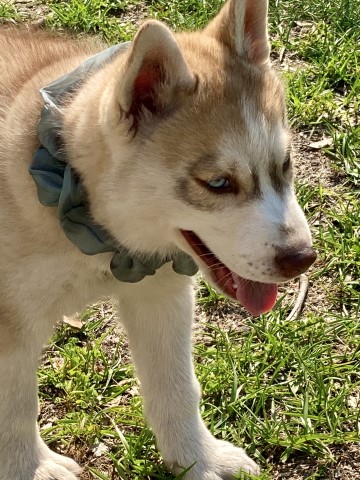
[0,318,81,480]
[117,265,259,479]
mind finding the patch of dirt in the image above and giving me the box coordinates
[119,1,148,27]
[292,133,340,189]
[272,444,360,479]
[8,0,50,25]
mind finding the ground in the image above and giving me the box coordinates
[1,0,359,479]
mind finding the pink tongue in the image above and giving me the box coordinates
[232,274,278,316]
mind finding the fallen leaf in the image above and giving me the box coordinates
[63,314,83,329]
[92,441,109,458]
[295,20,314,27]
[309,137,333,149]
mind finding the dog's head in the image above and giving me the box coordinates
[71,0,316,315]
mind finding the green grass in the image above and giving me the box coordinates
[47,0,138,41]
[148,0,224,30]
[1,0,359,478]
[38,305,360,479]
[0,1,19,19]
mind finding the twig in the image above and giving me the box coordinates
[286,274,309,321]
[279,46,286,64]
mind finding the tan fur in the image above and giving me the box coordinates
[0,2,314,479]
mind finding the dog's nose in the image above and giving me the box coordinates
[275,246,317,279]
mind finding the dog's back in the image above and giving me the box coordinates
[0,29,100,250]
[0,29,102,189]
[0,29,98,101]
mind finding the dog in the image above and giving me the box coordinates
[0,0,316,478]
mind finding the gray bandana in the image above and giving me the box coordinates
[29,43,198,283]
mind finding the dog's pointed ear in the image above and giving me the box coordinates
[117,20,197,134]
[205,0,270,65]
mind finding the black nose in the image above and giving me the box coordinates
[275,246,317,279]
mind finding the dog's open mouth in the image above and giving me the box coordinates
[180,230,278,316]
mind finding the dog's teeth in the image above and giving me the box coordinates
[232,283,238,289]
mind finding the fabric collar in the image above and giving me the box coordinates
[29,43,198,283]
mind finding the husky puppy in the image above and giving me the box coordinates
[0,0,316,478]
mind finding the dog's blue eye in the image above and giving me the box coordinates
[207,177,230,189]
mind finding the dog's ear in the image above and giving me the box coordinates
[117,20,197,134]
[205,0,270,65]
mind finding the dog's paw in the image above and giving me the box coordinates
[1,444,81,480]
[169,439,260,480]
[209,439,260,478]
[33,451,81,480]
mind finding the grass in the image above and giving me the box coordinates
[1,0,359,478]
[0,1,19,19]
[47,0,138,41]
